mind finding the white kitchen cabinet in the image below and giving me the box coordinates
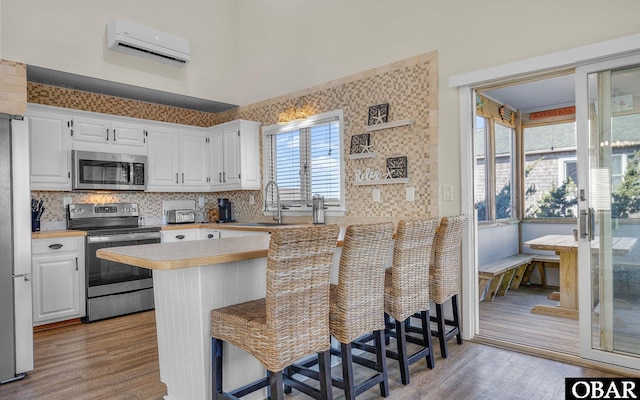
[161,229,200,243]
[28,108,72,191]
[72,115,146,152]
[147,127,209,192]
[208,119,261,192]
[31,236,85,325]
[199,229,221,240]
[180,129,209,188]
[161,228,267,242]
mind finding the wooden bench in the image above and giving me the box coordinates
[522,254,560,288]
[478,254,535,301]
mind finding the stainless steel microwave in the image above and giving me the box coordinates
[72,150,147,191]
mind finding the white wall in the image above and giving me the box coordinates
[234,0,640,216]
[0,0,240,105]
[477,224,520,265]
[3,0,640,216]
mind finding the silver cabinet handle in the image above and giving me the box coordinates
[223,172,226,182]
[176,235,185,240]
[48,243,63,250]
[219,172,222,183]
[176,173,179,184]
[182,173,184,183]
[113,130,116,141]
[106,129,109,141]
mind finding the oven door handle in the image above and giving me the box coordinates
[86,232,161,243]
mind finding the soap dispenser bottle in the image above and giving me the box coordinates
[312,194,325,224]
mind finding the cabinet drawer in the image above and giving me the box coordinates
[32,237,83,255]
[161,229,200,243]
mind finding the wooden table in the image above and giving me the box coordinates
[523,234,636,319]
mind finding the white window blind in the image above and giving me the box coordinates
[263,110,343,210]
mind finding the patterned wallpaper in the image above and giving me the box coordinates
[28,51,438,226]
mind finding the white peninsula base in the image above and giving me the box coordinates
[153,258,267,400]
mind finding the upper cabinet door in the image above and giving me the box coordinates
[179,130,209,188]
[208,129,224,190]
[72,116,110,143]
[222,127,241,186]
[110,120,146,147]
[147,127,180,189]
[29,111,72,191]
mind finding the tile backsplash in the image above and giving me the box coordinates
[28,51,439,227]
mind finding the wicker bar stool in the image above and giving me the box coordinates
[382,218,439,385]
[287,223,394,400]
[210,225,340,400]
[429,214,467,358]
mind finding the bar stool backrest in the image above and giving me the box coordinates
[333,222,394,344]
[386,218,439,321]
[265,225,340,366]
[430,214,468,304]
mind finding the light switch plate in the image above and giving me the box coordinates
[249,195,255,205]
[406,186,415,202]
[372,188,381,202]
[443,185,453,201]
[198,197,205,208]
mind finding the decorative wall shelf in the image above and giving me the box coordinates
[364,119,415,132]
[354,178,410,186]
[348,152,377,160]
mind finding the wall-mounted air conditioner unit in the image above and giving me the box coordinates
[106,18,191,67]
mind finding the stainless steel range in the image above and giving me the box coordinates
[67,203,160,322]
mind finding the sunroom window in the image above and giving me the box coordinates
[523,122,577,218]
[474,115,515,222]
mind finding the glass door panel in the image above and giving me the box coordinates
[578,55,640,369]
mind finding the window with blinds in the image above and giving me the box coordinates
[263,109,344,211]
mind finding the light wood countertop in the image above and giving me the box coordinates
[97,235,272,271]
[32,230,86,239]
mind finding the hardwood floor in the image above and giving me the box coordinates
[479,285,581,355]
[0,308,624,400]
[0,311,166,400]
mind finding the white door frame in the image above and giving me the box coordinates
[576,53,640,370]
[450,33,640,341]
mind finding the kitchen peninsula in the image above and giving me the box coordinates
[96,227,344,400]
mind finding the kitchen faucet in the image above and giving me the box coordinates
[264,180,282,224]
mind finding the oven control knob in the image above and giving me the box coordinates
[131,207,137,213]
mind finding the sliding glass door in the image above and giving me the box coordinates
[576,54,640,369]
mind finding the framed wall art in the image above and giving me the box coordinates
[368,103,389,125]
[349,133,370,154]
[386,156,408,179]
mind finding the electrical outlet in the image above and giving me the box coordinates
[198,197,205,208]
[249,194,255,205]
[372,188,381,202]
[406,187,415,202]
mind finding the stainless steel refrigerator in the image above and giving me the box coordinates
[0,113,33,384]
